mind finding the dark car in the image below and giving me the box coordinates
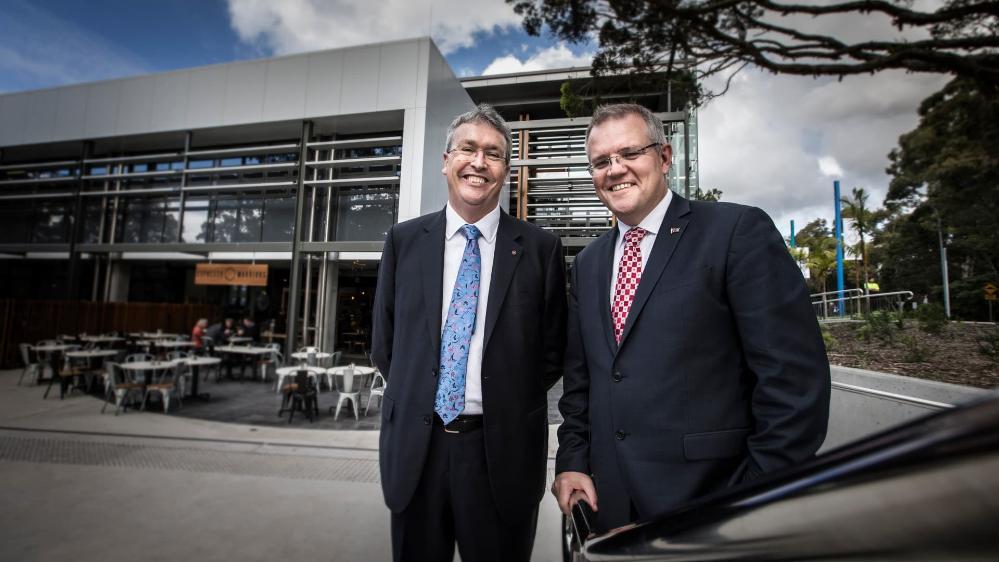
[563,391,999,561]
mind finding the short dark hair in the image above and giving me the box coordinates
[445,104,512,163]
[585,103,669,158]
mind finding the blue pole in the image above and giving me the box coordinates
[790,220,796,248]
[834,180,845,317]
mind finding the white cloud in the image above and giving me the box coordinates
[818,157,844,178]
[482,43,593,75]
[226,0,522,55]
[698,68,947,238]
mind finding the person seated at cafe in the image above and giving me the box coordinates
[237,317,258,343]
[191,318,208,354]
[206,318,235,345]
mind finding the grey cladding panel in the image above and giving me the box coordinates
[150,72,190,132]
[339,47,380,114]
[186,67,227,128]
[0,93,29,146]
[85,81,121,138]
[116,76,155,135]
[223,61,266,125]
[305,51,343,117]
[263,56,308,121]
[377,42,419,110]
[54,85,88,141]
[24,89,59,144]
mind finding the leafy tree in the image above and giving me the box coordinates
[691,187,722,201]
[509,0,999,104]
[884,77,999,319]
[841,187,879,294]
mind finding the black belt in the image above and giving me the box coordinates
[436,414,483,433]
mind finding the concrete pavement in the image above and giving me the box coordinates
[0,369,564,562]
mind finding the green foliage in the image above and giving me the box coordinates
[559,81,587,118]
[883,78,999,320]
[899,334,930,363]
[978,328,999,364]
[915,303,949,335]
[509,0,999,103]
[692,188,722,202]
[820,327,838,352]
[857,311,899,344]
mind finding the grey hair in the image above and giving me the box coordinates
[585,103,669,158]
[444,104,512,163]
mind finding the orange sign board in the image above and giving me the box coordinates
[986,282,998,301]
[195,264,268,287]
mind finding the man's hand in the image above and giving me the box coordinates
[551,471,598,515]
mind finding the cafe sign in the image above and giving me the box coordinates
[195,263,268,287]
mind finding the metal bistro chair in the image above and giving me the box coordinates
[101,363,143,415]
[18,343,40,386]
[366,369,387,415]
[330,365,363,421]
[259,347,283,382]
[280,370,319,423]
[142,363,183,413]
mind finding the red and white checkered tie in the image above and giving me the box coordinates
[611,227,647,344]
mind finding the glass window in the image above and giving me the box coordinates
[235,198,263,243]
[335,188,398,242]
[32,200,70,243]
[0,202,32,243]
[182,197,210,243]
[120,197,166,243]
[81,200,105,243]
[262,196,295,242]
[212,198,238,243]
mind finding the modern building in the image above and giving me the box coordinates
[0,37,697,355]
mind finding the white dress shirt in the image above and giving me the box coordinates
[441,202,500,415]
[609,189,673,305]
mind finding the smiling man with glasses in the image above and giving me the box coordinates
[372,104,567,562]
[552,103,831,533]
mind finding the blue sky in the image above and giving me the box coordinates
[0,0,593,93]
[0,0,946,235]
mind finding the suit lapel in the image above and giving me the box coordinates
[617,195,691,350]
[420,210,447,354]
[483,212,522,350]
[593,229,618,353]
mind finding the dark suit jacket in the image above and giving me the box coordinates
[371,208,567,523]
[556,194,830,531]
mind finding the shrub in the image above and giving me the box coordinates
[858,310,897,344]
[915,303,949,335]
[899,334,929,363]
[979,328,999,364]
[821,327,838,351]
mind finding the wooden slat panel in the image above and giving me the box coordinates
[0,300,220,368]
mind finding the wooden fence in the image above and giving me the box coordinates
[0,300,220,369]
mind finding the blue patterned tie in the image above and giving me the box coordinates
[435,224,482,424]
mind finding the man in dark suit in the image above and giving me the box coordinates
[371,104,567,562]
[552,103,830,532]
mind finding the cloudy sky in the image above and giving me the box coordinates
[0,0,947,238]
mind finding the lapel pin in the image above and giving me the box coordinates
[670,227,681,234]
[511,250,518,256]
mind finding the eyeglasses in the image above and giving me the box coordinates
[587,142,661,175]
[447,145,508,164]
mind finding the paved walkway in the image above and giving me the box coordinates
[0,369,564,562]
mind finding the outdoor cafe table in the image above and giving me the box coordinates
[49,349,117,398]
[119,360,177,395]
[79,335,124,345]
[227,336,253,345]
[324,365,376,396]
[290,351,333,364]
[32,343,78,381]
[275,365,326,393]
[130,332,180,340]
[180,356,220,400]
[214,345,273,380]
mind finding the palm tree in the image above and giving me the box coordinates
[841,187,876,295]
